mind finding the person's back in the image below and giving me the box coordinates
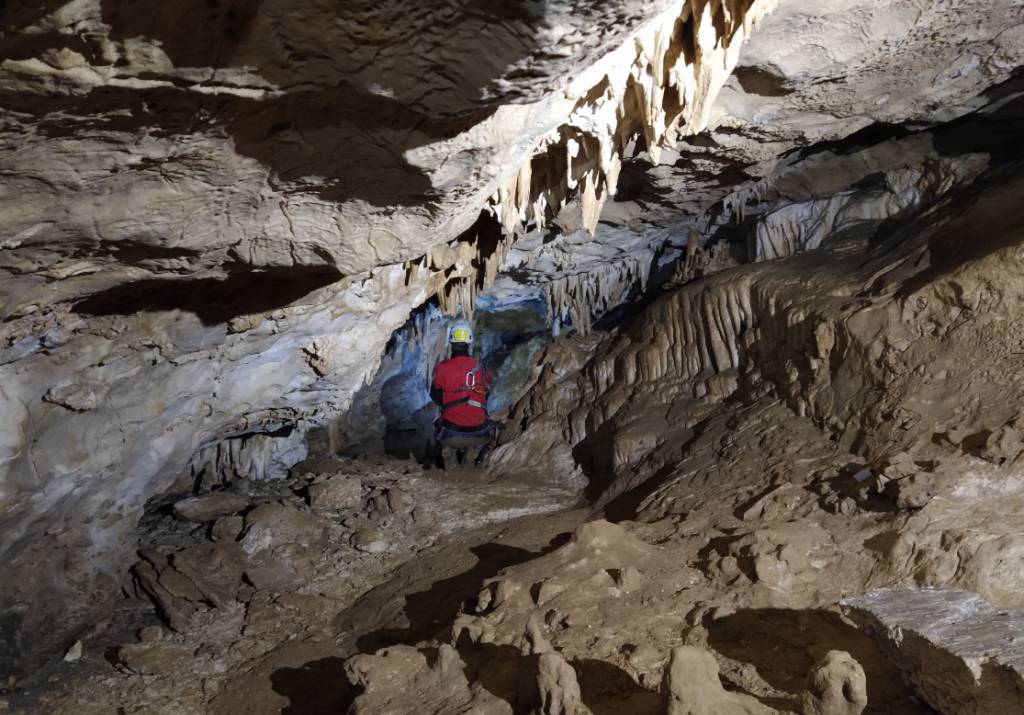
[431,319,494,468]
[432,352,491,428]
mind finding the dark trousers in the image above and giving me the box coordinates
[434,420,493,450]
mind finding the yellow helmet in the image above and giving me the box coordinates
[447,319,474,346]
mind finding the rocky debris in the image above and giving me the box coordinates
[170,543,245,609]
[307,476,362,512]
[131,552,202,631]
[210,515,245,543]
[844,588,1024,714]
[800,651,867,715]
[663,646,775,715]
[131,491,339,623]
[42,380,106,412]
[703,522,832,594]
[976,415,1024,464]
[454,519,660,645]
[239,503,330,591]
[353,526,390,555]
[173,492,250,523]
[118,642,195,676]
[129,542,247,626]
[239,503,328,556]
[345,645,512,715]
[63,640,83,663]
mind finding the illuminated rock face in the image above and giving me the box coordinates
[844,589,1024,715]
[0,0,1022,675]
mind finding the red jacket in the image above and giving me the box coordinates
[432,355,491,428]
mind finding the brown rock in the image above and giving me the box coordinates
[137,625,165,643]
[800,650,867,715]
[345,644,511,715]
[118,642,194,675]
[240,503,328,556]
[663,646,775,715]
[171,543,245,607]
[307,476,362,512]
[131,560,195,631]
[244,560,305,592]
[535,651,591,715]
[211,515,245,543]
[173,492,250,523]
[353,526,389,554]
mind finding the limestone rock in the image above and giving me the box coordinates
[353,527,390,554]
[173,492,251,523]
[170,543,245,608]
[243,563,302,593]
[43,381,106,412]
[63,640,82,663]
[800,651,867,715]
[307,477,362,513]
[239,504,327,556]
[118,642,194,675]
[534,651,591,715]
[2,0,1024,676]
[663,646,775,715]
[843,588,1024,715]
[137,626,166,643]
[345,644,511,715]
[234,503,327,592]
[211,515,245,543]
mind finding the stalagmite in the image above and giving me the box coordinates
[663,646,774,715]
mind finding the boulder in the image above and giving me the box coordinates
[131,559,196,631]
[843,588,1024,715]
[118,642,194,675]
[307,476,362,512]
[173,492,250,523]
[211,515,245,543]
[170,543,245,608]
[353,526,389,554]
[240,503,328,556]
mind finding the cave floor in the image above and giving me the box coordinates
[12,408,950,715]
[8,459,587,714]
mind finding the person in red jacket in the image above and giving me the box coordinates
[431,319,494,468]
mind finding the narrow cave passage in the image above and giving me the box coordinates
[4,3,1024,715]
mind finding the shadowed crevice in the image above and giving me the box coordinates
[72,265,342,325]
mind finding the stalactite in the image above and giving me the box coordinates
[487,0,774,240]
[542,249,655,336]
